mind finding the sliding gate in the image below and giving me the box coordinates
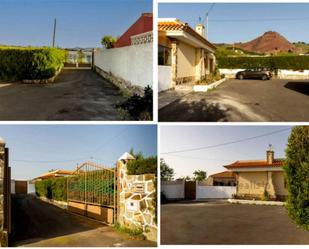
[67,162,116,224]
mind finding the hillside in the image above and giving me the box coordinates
[215,32,309,56]
[237,31,295,54]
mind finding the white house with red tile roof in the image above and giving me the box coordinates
[158,18,216,92]
[224,147,288,200]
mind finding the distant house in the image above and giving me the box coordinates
[224,147,288,200]
[209,171,236,186]
[114,13,153,48]
[33,169,74,181]
[65,48,93,64]
[158,18,216,92]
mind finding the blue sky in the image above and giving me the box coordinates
[0,125,157,180]
[0,0,152,48]
[159,3,309,44]
[160,125,292,179]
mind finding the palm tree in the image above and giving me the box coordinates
[101,35,117,49]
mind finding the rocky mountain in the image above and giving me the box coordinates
[237,31,296,54]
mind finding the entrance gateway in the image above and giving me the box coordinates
[67,161,116,224]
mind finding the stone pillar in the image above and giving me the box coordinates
[171,39,178,88]
[0,138,8,247]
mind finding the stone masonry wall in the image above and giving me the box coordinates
[117,160,157,242]
[0,140,8,247]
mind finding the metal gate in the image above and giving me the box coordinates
[185,181,196,200]
[67,162,116,224]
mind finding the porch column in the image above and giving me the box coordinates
[266,171,276,199]
[195,48,204,81]
[171,39,178,88]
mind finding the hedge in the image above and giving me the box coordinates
[0,46,66,80]
[284,126,309,230]
[35,177,67,201]
[217,56,309,70]
[127,156,157,175]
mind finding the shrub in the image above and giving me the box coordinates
[262,189,271,201]
[116,86,153,121]
[284,126,309,230]
[113,222,145,240]
[217,56,309,70]
[35,177,67,201]
[0,46,66,80]
[126,156,157,175]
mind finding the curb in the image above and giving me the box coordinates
[228,198,285,206]
[193,78,227,92]
[22,67,62,84]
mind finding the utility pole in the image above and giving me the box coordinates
[206,13,209,39]
[204,3,215,40]
[52,18,57,47]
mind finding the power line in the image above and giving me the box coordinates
[161,128,291,155]
[11,127,129,164]
[209,17,309,22]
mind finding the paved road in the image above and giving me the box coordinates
[11,195,156,247]
[0,69,126,120]
[159,79,309,122]
[161,202,309,245]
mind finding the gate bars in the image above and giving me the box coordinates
[67,162,116,208]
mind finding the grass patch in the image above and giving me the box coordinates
[113,222,145,240]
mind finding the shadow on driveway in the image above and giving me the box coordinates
[11,195,156,247]
[284,81,309,96]
[159,98,229,122]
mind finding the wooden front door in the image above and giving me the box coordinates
[185,181,196,200]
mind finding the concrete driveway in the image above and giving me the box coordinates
[11,195,156,247]
[159,79,309,122]
[161,202,309,245]
[0,69,126,121]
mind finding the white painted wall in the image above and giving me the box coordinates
[94,43,153,88]
[277,69,309,79]
[27,182,36,194]
[219,68,309,80]
[196,186,236,199]
[11,180,15,194]
[161,181,184,199]
[219,69,244,78]
[158,66,172,92]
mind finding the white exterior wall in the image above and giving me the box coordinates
[219,69,244,78]
[27,182,36,194]
[158,66,172,92]
[277,69,309,79]
[11,180,15,194]
[196,186,236,199]
[219,68,309,80]
[161,181,184,199]
[94,43,153,88]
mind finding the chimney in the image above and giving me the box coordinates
[266,144,274,164]
[195,24,205,37]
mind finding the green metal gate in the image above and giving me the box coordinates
[67,162,116,223]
